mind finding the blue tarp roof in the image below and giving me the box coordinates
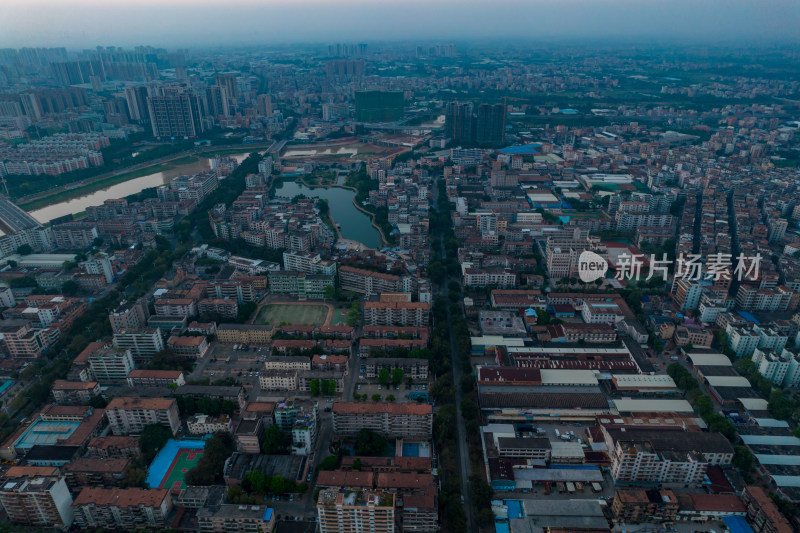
[498,144,540,155]
[723,516,754,533]
[737,311,760,325]
[505,500,524,519]
[263,508,274,521]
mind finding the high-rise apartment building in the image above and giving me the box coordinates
[256,94,273,117]
[147,85,205,138]
[0,472,74,528]
[326,59,366,80]
[475,103,505,144]
[446,101,505,144]
[124,85,150,123]
[445,101,474,143]
[204,85,231,118]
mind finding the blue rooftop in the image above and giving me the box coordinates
[263,508,274,522]
[737,311,760,325]
[505,500,524,519]
[723,516,754,533]
[15,418,82,449]
[498,144,540,155]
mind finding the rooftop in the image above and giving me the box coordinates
[72,487,169,508]
[106,397,176,411]
[332,402,432,416]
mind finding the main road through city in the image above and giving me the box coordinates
[433,181,477,533]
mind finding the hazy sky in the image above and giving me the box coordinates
[1,0,799,49]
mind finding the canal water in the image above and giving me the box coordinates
[273,180,381,249]
[28,154,249,224]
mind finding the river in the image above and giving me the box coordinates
[273,180,382,249]
[28,154,249,224]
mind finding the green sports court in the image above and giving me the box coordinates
[146,438,206,493]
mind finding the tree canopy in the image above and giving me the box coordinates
[185,431,235,486]
[354,429,388,456]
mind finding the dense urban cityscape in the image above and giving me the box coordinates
[0,12,799,533]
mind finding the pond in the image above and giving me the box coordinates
[273,179,381,249]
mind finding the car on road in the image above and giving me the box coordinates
[210,371,215,376]
[378,385,381,390]
[357,385,361,390]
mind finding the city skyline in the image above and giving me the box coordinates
[0,3,799,531]
[2,0,799,48]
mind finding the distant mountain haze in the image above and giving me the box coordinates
[1,0,798,48]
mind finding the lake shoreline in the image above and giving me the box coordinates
[271,177,385,249]
[281,176,389,247]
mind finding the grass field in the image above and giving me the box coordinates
[258,303,329,326]
[159,449,203,492]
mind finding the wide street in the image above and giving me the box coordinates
[433,181,477,533]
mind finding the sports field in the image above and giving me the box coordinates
[329,309,348,325]
[146,438,206,491]
[159,449,203,492]
[258,303,329,326]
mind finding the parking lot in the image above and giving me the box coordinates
[353,365,429,402]
[531,420,594,444]
[353,381,419,402]
[188,344,269,393]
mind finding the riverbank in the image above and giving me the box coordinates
[16,142,276,211]
[19,162,174,211]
